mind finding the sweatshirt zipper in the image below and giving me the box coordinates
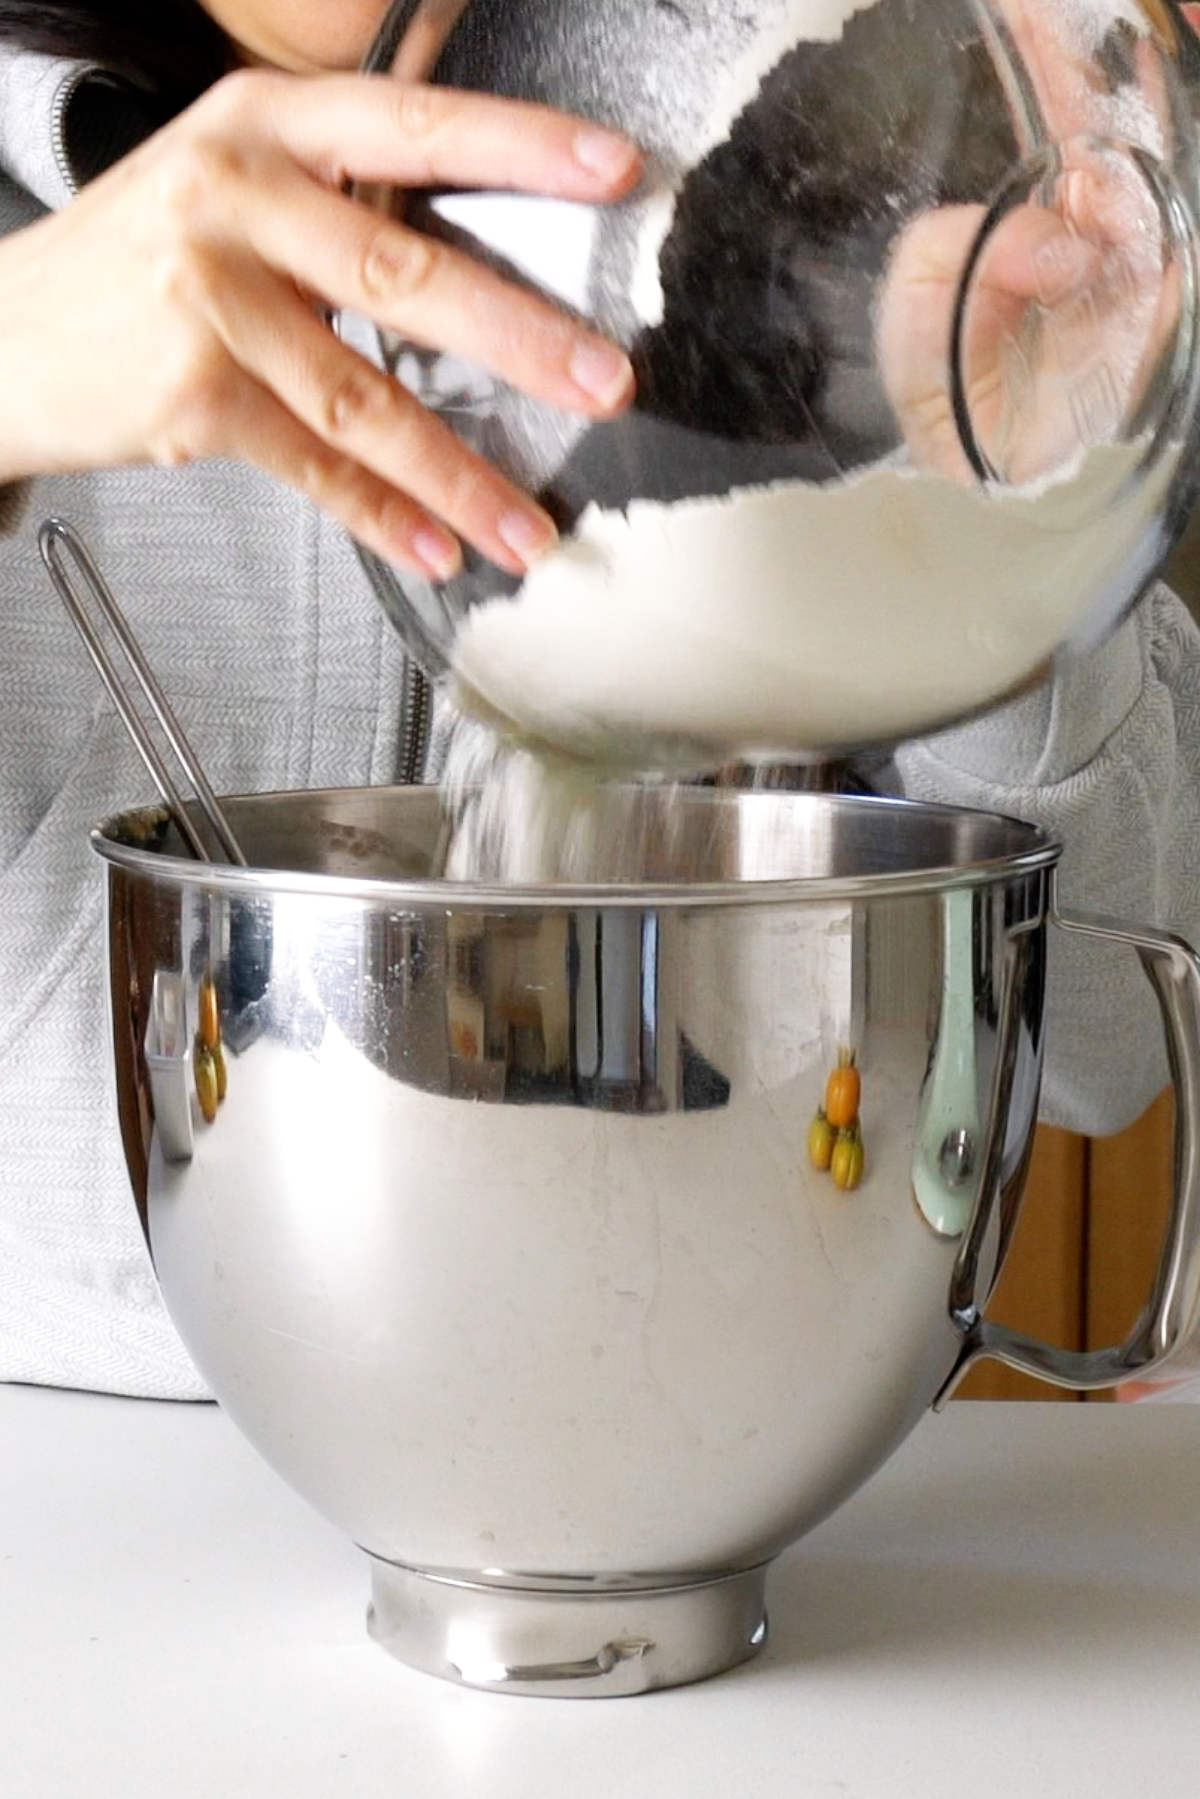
[354,547,435,784]
[49,65,89,199]
[399,660,432,785]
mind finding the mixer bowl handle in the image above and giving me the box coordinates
[942,888,1200,1398]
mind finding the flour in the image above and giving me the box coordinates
[632,0,882,327]
[702,1,880,161]
[447,438,1171,772]
[438,719,642,884]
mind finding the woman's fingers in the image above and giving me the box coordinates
[233,163,635,416]
[217,70,644,200]
[204,260,559,573]
[877,203,1069,478]
[157,69,641,555]
[2,67,646,551]
[211,375,467,577]
[878,186,1170,484]
[969,204,1104,305]
[876,206,982,477]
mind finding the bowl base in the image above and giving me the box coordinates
[365,1557,769,1698]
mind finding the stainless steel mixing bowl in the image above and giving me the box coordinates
[94,785,1200,1696]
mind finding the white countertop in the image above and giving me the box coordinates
[2,1387,1198,1798]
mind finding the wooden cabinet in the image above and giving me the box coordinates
[956,1091,1174,1401]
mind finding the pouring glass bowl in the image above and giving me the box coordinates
[340,0,1200,771]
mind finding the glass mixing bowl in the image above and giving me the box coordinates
[340,0,1200,769]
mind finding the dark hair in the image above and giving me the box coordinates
[0,2,231,110]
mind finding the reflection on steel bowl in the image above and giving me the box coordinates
[94,786,1200,1696]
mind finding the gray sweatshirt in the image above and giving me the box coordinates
[0,52,420,1396]
[1,49,1199,1397]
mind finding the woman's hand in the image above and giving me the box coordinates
[0,70,643,577]
[877,173,1178,489]
[877,199,1107,484]
[876,3,1178,487]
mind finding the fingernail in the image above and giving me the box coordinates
[497,507,558,569]
[569,338,635,410]
[1031,229,1102,300]
[573,125,641,184]
[412,523,462,582]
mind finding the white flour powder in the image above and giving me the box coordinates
[632,0,882,325]
[448,440,1169,770]
[438,720,637,883]
[703,0,880,159]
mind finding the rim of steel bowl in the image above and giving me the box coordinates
[92,787,1062,911]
